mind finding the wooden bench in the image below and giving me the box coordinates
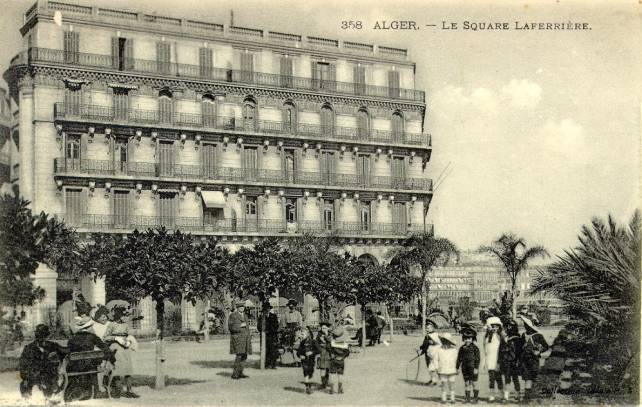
[59,350,114,399]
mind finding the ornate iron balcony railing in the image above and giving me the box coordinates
[53,158,433,192]
[53,103,431,147]
[29,47,425,102]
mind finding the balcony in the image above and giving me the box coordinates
[53,158,434,192]
[56,213,431,237]
[30,48,425,102]
[53,103,431,148]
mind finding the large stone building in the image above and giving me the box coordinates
[4,1,432,333]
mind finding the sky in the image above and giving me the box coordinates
[0,0,640,257]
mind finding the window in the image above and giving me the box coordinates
[113,89,129,121]
[323,199,334,230]
[114,138,128,173]
[243,101,256,131]
[199,47,213,79]
[112,37,133,70]
[64,87,82,116]
[356,154,370,186]
[159,192,177,227]
[204,207,224,225]
[63,31,79,64]
[357,109,370,139]
[113,190,129,228]
[240,52,254,83]
[280,55,293,87]
[360,202,371,231]
[392,112,404,143]
[320,105,334,136]
[65,188,84,226]
[391,156,406,187]
[156,42,171,74]
[282,102,296,134]
[354,65,366,95]
[201,94,216,127]
[157,140,175,177]
[285,198,296,223]
[283,149,296,182]
[388,70,400,98]
[158,89,173,124]
[392,202,407,233]
[313,62,336,91]
[243,146,258,179]
[201,143,217,178]
[320,151,335,183]
[65,134,81,171]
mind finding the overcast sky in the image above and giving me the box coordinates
[1,0,640,256]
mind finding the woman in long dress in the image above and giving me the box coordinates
[104,306,138,398]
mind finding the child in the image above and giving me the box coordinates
[296,327,320,394]
[499,319,523,402]
[328,326,350,394]
[434,332,458,403]
[457,327,480,403]
[316,321,332,389]
[418,326,441,385]
[483,317,504,402]
[519,315,549,402]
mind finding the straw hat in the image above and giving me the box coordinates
[486,316,503,327]
[438,332,457,346]
[519,315,539,334]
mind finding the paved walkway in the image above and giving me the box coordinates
[0,329,559,406]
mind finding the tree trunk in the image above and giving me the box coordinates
[260,310,266,370]
[511,281,517,319]
[155,300,165,389]
[204,299,211,341]
[421,278,427,338]
[388,305,393,343]
[361,303,366,350]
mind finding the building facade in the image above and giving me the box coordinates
[4,1,432,333]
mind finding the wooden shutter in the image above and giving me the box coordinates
[392,113,404,142]
[113,190,130,227]
[159,192,177,227]
[243,147,257,180]
[311,62,318,87]
[113,91,129,121]
[64,88,82,116]
[64,31,79,63]
[354,65,366,95]
[333,199,341,226]
[202,99,216,127]
[369,200,377,231]
[388,71,400,98]
[328,63,336,91]
[124,38,134,70]
[111,37,119,69]
[156,42,171,74]
[159,96,173,124]
[199,47,213,79]
[296,197,304,224]
[158,141,175,177]
[240,52,254,83]
[392,157,406,188]
[257,196,264,223]
[201,144,216,178]
[65,188,82,226]
[280,56,293,87]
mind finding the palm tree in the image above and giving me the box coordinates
[531,211,640,329]
[479,234,548,318]
[387,233,459,336]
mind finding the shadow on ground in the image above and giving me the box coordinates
[191,360,260,369]
[283,386,308,394]
[398,378,430,387]
[130,375,206,389]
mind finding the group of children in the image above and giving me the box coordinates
[296,321,350,395]
[419,315,549,404]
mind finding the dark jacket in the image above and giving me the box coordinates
[67,331,111,372]
[499,335,523,372]
[296,336,320,359]
[456,342,480,371]
[521,332,549,361]
[257,313,279,336]
[19,340,67,380]
[228,310,252,355]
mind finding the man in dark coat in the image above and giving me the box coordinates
[229,301,252,379]
[19,324,68,398]
[260,305,280,369]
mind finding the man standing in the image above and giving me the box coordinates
[229,301,252,379]
[375,311,387,344]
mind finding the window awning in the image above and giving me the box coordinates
[201,191,226,208]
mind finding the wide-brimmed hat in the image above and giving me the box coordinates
[439,332,457,346]
[428,332,441,344]
[287,299,298,307]
[519,315,539,334]
[319,320,332,327]
[70,315,94,333]
[426,318,437,328]
[461,327,477,340]
[112,305,131,321]
[331,326,344,338]
[486,316,503,328]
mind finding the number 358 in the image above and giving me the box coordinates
[341,21,363,29]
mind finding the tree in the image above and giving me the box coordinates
[455,296,474,321]
[0,194,81,308]
[230,237,295,370]
[92,228,200,389]
[479,233,549,318]
[387,233,459,336]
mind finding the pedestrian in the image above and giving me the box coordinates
[375,311,387,344]
[316,321,332,389]
[499,319,523,402]
[284,299,302,349]
[19,324,68,399]
[229,300,252,379]
[434,332,458,403]
[366,310,378,346]
[418,319,440,385]
[483,316,504,402]
[519,315,549,402]
[263,305,280,369]
[328,326,350,395]
[456,327,480,403]
[104,305,138,398]
[297,326,320,394]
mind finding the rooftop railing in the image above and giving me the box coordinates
[53,103,431,147]
[29,48,424,102]
[55,213,430,237]
[53,158,433,192]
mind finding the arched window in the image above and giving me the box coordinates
[202,94,216,127]
[392,111,404,142]
[357,108,370,139]
[158,89,173,124]
[243,98,257,131]
[320,104,334,136]
[282,102,297,134]
[65,135,81,170]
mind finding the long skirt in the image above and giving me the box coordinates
[110,343,133,377]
